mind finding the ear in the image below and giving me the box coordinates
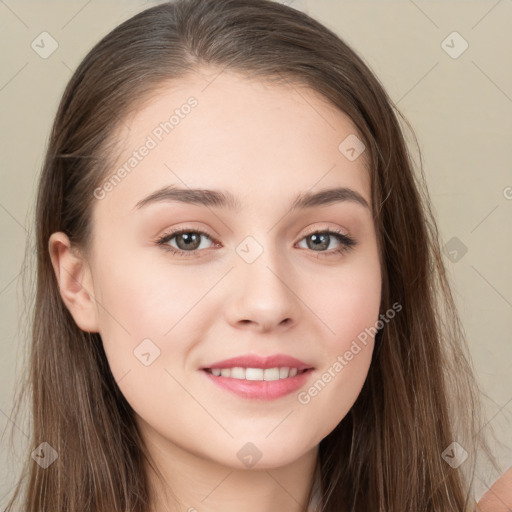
[48,232,100,333]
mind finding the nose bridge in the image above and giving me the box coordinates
[228,228,299,329]
[236,229,288,293]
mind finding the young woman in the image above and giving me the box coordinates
[3,0,510,510]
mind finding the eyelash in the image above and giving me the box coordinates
[155,226,357,259]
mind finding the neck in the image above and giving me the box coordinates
[142,425,319,512]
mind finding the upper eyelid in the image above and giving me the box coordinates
[157,225,352,246]
[159,224,349,236]
[156,227,356,261]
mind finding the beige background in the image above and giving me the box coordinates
[1,0,511,505]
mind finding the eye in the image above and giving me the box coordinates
[296,227,357,257]
[155,226,357,258]
[155,228,217,258]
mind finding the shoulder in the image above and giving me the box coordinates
[477,466,512,512]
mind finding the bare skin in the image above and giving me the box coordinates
[477,466,512,511]
[49,68,384,511]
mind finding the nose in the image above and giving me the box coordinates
[223,243,301,333]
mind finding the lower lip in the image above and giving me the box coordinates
[201,368,314,400]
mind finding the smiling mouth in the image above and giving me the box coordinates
[203,366,311,381]
[201,366,314,400]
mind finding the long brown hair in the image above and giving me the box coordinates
[2,0,501,510]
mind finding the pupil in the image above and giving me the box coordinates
[310,233,328,250]
[179,232,199,249]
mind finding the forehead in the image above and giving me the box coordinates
[95,68,371,218]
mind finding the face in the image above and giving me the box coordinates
[52,68,382,471]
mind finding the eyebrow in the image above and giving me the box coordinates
[133,184,370,212]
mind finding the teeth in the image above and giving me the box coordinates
[207,366,306,381]
[230,367,245,379]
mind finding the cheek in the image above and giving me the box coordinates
[306,253,382,352]
[90,259,171,380]
[94,250,202,340]
[91,254,211,404]
[297,256,381,434]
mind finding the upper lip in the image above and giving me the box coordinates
[200,354,314,371]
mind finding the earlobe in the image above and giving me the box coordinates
[48,232,100,333]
